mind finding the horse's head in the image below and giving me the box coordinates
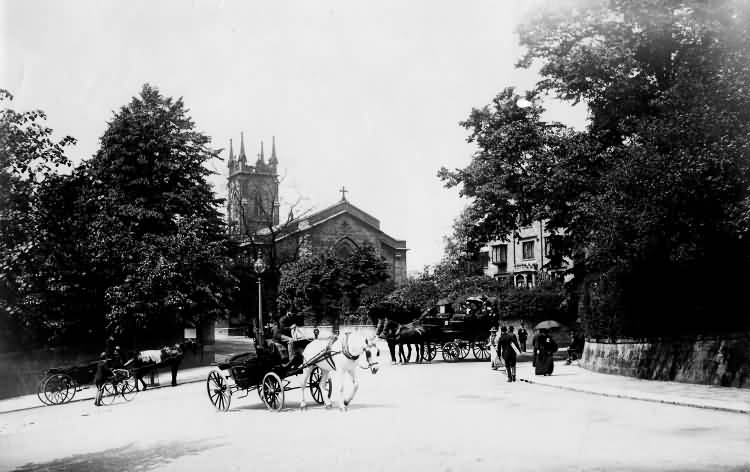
[376,318,399,340]
[361,335,381,374]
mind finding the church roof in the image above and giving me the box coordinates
[269,199,407,250]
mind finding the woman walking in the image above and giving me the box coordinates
[534,328,558,376]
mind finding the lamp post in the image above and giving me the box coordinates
[253,250,267,345]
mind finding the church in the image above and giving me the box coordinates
[225,134,408,286]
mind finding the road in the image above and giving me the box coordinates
[1,350,749,472]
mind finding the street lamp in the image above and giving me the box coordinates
[253,249,267,346]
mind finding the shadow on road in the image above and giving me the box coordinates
[11,439,224,472]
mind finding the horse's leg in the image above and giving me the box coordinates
[299,365,312,410]
[397,343,405,363]
[338,369,347,411]
[387,340,397,364]
[320,369,333,408]
[344,369,358,409]
[405,344,412,363]
[170,360,180,387]
[136,369,147,391]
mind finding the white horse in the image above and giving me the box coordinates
[298,332,381,411]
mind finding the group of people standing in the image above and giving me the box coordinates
[489,325,558,382]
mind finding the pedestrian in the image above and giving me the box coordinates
[531,328,543,367]
[498,326,521,382]
[488,327,501,370]
[518,326,528,352]
[534,328,558,376]
[93,352,112,406]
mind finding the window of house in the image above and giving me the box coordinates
[479,252,489,269]
[491,244,507,271]
[522,240,534,260]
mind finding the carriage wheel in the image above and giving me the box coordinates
[261,372,284,411]
[120,376,139,402]
[206,370,232,411]
[44,374,75,405]
[424,343,437,362]
[472,342,491,361]
[457,342,470,359]
[441,342,458,362]
[309,366,332,405]
[37,377,53,406]
[100,382,118,405]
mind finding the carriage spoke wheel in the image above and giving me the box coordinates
[120,375,139,402]
[100,382,118,405]
[472,342,491,361]
[37,377,53,406]
[206,370,231,411]
[261,372,284,412]
[44,374,75,405]
[424,343,437,362]
[309,366,332,405]
[457,342,470,359]
[441,342,458,362]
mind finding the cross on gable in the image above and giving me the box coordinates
[339,186,348,201]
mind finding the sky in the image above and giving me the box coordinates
[1,0,586,274]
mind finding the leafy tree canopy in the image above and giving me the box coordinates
[439,0,750,336]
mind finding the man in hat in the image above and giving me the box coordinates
[498,326,521,382]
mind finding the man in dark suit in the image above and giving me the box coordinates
[498,326,522,382]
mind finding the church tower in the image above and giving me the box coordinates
[227,133,280,236]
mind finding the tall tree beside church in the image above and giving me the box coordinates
[439,0,750,337]
[79,84,236,343]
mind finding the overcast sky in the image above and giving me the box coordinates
[2,0,586,273]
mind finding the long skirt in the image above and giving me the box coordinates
[535,352,554,375]
[490,345,502,369]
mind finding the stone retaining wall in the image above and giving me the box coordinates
[581,334,750,388]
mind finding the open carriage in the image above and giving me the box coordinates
[36,360,99,405]
[206,338,332,412]
[420,296,497,363]
[36,360,138,406]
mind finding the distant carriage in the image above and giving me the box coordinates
[36,360,138,406]
[416,296,497,363]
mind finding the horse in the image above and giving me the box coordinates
[376,317,427,364]
[298,332,380,411]
[124,340,198,391]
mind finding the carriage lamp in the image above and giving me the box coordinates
[254,250,267,346]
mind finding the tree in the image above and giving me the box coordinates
[0,90,76,347]
[277,244,390,325]
[440,1,750,337]
[77,84,236,344]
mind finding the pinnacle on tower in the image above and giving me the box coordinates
[239,132,247,163]
[227,138,234,168]
[269,136,278,167]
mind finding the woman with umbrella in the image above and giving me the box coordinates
[533,321,560,376]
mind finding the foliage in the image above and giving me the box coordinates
[439,0,750,337]
[79,84,236,344]
[0,90,76,347]
[496,280,572,325]
[1,85,236,347]
[276,244,390,324]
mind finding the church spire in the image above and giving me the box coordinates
[238,132,247,164]
[269,136,278,168]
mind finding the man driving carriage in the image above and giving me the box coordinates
[271,313,306,369]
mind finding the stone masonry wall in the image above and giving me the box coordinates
[581,334,750,388]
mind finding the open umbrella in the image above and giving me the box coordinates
[534,320,563,330]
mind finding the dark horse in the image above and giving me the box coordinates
[376,318,427,364]
[124,340,199,391]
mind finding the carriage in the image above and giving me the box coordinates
[36,360,138,406]
[206,339,333,412]
[419,296,496,363]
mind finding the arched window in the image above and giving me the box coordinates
[333,237,358,259]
